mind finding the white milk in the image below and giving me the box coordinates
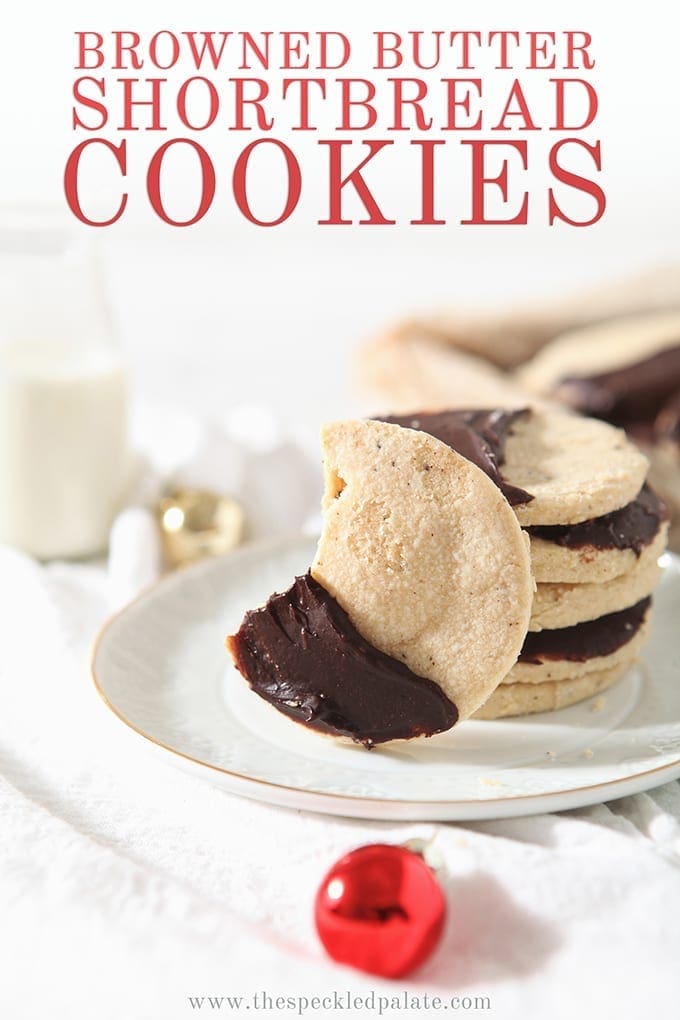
[0,224,132,558]
[0,341,131,559]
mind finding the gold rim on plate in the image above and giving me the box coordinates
[90,541,680,812]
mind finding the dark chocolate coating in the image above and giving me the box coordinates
[227,572,458,748]
[519,596,651,664]
[553,343,680,441]
[528,485,668,556]
[377,409,533,506]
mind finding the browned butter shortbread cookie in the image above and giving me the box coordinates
[517,311,680,417]
[490,409,649,527]
[358,333,541,414]
[528,486,669,584]
[518,311,680,550]
[311,421,534,725]
[529,538,663,631]
[473,662,628,720]
[361,265,680,372]
[505,597,651,685]
[379,407,649,527]
[228,420,534,746]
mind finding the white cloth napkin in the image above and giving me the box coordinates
[1,406,679,1020]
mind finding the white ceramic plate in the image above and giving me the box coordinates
[92,535,680,820]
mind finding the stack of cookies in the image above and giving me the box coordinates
[228,407,668,745]
[376,407,668,720]
[228,418,535,747]
[476,486,669,719]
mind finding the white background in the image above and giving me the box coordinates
[2,0,680,428]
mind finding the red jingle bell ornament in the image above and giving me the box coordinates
[314,843,446,978]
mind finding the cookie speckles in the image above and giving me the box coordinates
[475,663,627,718]
[312,419,534,721]
[506,410,649,527]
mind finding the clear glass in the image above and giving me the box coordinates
[0,215,132,558]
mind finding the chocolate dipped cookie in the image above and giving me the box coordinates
[518,311,680,548]
[228,420,533,746]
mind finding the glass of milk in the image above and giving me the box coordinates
[0,220,132,559]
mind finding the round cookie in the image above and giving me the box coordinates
[363,267,680,374]
[529,542,663,631]
[473,662,628,720]
[516,312,680,552]
[358,331,544,413]
[518,311,680,396]
[500,409,649,526]
[506,609,651,685]
[311,419,534,722]
[530,519,669,584]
